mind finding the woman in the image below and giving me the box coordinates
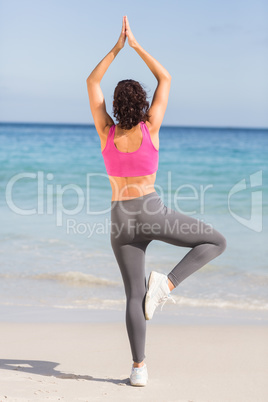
[86,16,227,387]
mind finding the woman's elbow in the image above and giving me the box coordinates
[160,72,172,82]
[86,76,97,88]
[166,72,172,81]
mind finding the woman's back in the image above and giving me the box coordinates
[101,121,159,200]
[86,16,171,201]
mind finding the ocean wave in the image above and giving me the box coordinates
[1,295,268,312]
[172,296,268,311]
[57,298,126,310]
[31,271,120,287]
[40,295,268,312]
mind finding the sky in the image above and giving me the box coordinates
[0,0,267,128]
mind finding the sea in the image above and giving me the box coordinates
[0,122,267,324]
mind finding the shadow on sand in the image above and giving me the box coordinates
[0,359,131,386]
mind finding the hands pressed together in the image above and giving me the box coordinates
[116,16,137,50]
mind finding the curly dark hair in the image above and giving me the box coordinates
[112,79,150,130]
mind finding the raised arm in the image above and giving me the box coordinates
[125,16,171,134]
[86,17,127,135]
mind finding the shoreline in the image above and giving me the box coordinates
[0,304,267,326]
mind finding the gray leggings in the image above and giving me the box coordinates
[110,191,227,363]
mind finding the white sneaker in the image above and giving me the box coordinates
[129,363,148,386]
[145,271,176,320]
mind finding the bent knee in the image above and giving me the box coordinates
[217,234,227,254]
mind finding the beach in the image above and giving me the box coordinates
[0,319,267,401]
[1,0,267,398]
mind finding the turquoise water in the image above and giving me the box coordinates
[0,122,267,322]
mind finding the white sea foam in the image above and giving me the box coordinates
[1,295,268,312]
[172,296,268,311]
[48,296,268,312]
[31,271,119,287]
[55,298,126,310]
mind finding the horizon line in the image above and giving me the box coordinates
[0,121,267,131]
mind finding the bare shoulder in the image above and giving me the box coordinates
[144,121,159,151]
[98,123,114,152]
[97,122,114,139]
[144,120,159,136]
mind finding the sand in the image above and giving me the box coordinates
[0,322,267,402]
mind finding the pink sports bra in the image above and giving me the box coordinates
[101,121,159,177]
